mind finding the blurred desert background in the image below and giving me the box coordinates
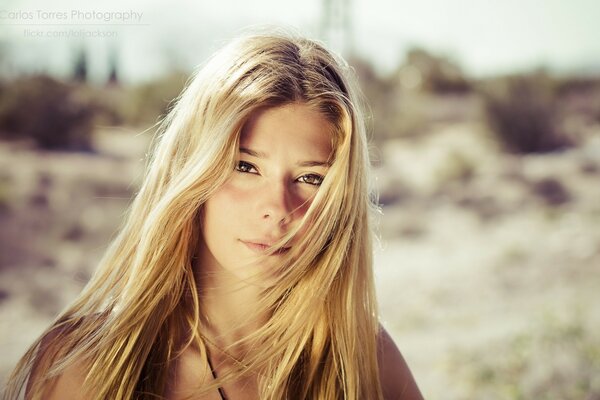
[1,1,600,398]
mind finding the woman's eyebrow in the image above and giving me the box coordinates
[297,160,331,167]
[240,147,331,167]
[240,147,267,158]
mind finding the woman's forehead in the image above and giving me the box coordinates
[240,103,335,160]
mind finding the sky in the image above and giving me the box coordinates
[1,0,599,83]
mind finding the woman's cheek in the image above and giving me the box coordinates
[216,179,252,205]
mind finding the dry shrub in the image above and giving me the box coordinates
[0,75,96,150]
[479,72,573,154]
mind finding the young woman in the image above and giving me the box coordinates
[4,30,423,400]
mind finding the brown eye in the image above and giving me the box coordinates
[298,174,324,186]
[235,161,258,174]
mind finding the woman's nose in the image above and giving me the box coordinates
[260,179,294,225]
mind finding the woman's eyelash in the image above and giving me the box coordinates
[235,160,257,174]
[235,161,324,186]
[298,174,324,186]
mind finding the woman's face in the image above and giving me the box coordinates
[199,102,334,285]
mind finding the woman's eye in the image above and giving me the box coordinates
[235,161,258,174]
[298,174,324,186]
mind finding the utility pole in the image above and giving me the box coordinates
[320,0,353,57]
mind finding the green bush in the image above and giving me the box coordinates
[0,75,96,150]
[479,72,573,154]
[119,71,189,126]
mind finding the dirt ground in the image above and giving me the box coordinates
[1,123,599,398]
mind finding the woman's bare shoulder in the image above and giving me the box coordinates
[377,325,424,400]
[26,317,103,400]
[34,357,92,400]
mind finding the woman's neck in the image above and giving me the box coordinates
[193,258,269,360]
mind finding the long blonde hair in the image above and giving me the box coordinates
[4,28,383,400]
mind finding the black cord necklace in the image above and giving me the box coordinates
[206,346,228,400]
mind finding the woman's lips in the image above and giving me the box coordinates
[241,240,290,255]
